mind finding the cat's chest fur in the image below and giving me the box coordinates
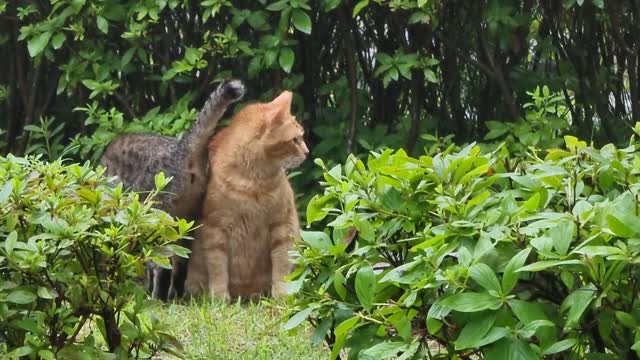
[205,168,291,228]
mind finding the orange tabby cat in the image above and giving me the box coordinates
[185,90,307,298]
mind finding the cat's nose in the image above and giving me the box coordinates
[301,143,309,156]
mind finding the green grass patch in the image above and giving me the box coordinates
[158,297,327,359]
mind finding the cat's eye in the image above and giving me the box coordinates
[293,137,301,144]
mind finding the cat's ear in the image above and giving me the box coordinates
[267,91,293,123]
[270,91,293,111]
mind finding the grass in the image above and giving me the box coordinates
[158,297,328,360]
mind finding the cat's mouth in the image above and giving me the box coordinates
[283,156,306,169]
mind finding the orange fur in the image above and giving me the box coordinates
[185,91,307,298]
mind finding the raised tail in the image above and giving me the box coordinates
[178,79,245,161]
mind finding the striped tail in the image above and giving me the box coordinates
[178,79,245,161]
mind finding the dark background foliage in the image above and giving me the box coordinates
[0,0,638,193]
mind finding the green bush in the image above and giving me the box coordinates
[285,125,640,359]
[483,85,572,156]
[0,155,191,359]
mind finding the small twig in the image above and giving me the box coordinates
[113,92,137,119]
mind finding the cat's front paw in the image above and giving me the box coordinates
[271,282,288,298]
[209,284,230,300]
[219,79,245,102]
[210,289,230,301]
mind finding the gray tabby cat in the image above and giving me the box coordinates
[99,79,245,301]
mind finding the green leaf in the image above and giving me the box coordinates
[397,64,412,79]
[543,338,578,355]
[333,269,347,300]
[7,289,37,304]
[502,248,530,294]
[10,347,32,357]
[517,259,581,272]
[397,341,420,360]
[15,318,39,333]
[560,270,575,289]
[167,244,190,258]
[550,218,575,256]
[291,9,311,34]
[335,315,360,337]
[508,339,539,360]
[573,246,624,257]
[306,194,333,224]
[353,0,369,17]
[379,260,421,284]
[28,32,52,57]
[37,286,57,299]
[283,306,316,330]
[380,187,403,211]
[388,67,399,81]
[0,180,13,204]
[518,320,554,338]
[301,231,333,251]
[424,69,437,83]
[520,192,540,212]
[353,213,375,242]
[332,315,362,359]
[279,48,295,73]
[606,209,640,237]
[121,47,136,67]
[564,135,587,149]
[388,310,412,340]
[375,52,393,64]
[38,350,54,360]
[97,15,108,34]
[247,10,270,30]
[614,311,637,328]
[154,171,169,190]
[248,56,263,79]
[266,0,288,11]
[408,11,429,24]
[360,341,408,359]
[426,317,442,334]
[469,263,502,295]
[322,0,341,11]
[509,299,549,324]
[355,263,376,311]
[454,313,496,350]
[311,317,332,346]
[561,285,596,328]
[440,292,502,312]
[5,230,17,256]
[81,79,100,90]
[51,33,66,50]
[330,335,346,360]
[331,316,361,360]
[473,327,510,348]
[485,338,538,360]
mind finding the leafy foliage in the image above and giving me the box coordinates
[484,85,572,155]
[24,117,66,161]
[2,0,639,201]
[285,125,640,359]
[0,155,192,358]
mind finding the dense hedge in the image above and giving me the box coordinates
[285,126,640,359]
[0,155,190,358]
